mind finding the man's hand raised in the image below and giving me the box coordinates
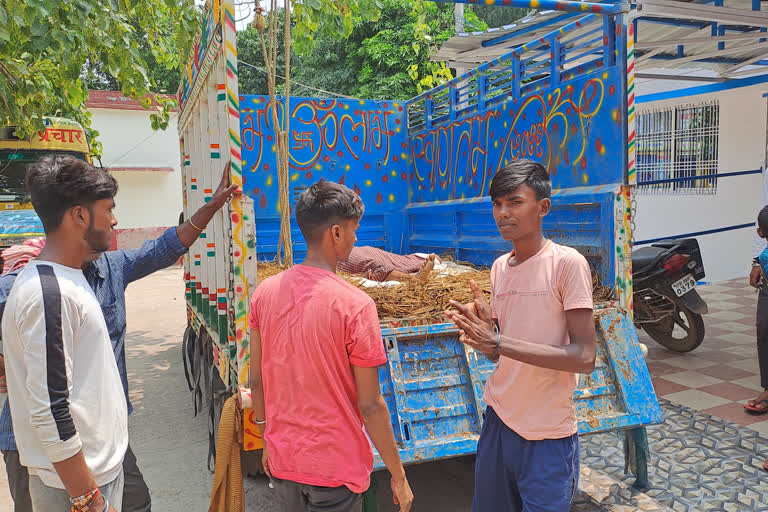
[445,280,498,357]
[208,162,240,210]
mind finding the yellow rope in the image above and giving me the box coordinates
[208,396,244,512]
[279,0,294,266]
[253,1,293,266]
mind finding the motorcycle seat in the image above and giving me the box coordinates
[632,246,666,271]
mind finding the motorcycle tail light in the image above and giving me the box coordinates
[663,254,690,274]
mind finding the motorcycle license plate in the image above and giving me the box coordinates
[671,274,696,297]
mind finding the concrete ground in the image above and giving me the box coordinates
[0,269,766,511]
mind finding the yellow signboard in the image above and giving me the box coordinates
[0,117,90,155]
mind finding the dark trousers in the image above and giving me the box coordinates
[757,289,768,391]
[2,450,31,512]
[272,476,363,512]
[2,443,151,512]
[472,406,579,512]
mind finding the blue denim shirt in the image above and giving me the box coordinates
[0,228,187,451]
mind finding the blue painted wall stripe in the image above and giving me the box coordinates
[635,223,755,246]
[639,168,762,186]
[637,74,768,104]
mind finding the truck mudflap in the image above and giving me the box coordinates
[373,307,662,468]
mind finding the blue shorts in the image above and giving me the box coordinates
[472,406,580,512]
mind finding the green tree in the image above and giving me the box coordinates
[0,0,198,155]
[470,5,530,28]
[83,21,184,94]
[237,0,488,100]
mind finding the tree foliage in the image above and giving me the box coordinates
[82,21,184,95]
[470,5,531,29]
[0,0,198,155]
[238,0,488,100]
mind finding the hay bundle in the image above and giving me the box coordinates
[351,270,491,323]
[256,260,613,324]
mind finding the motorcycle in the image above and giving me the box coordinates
[632,238,708,352]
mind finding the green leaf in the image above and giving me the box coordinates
[0,6,7,26]
[0,29,9,42]
[66,83,86,108]
[30,21,48,37]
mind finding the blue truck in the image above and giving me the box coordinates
[175,0,662,492]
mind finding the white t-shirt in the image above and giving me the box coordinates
[1,260,127,488]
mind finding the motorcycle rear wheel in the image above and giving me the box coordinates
[642,305,705,353]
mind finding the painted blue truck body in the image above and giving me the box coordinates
[239,7,662,469]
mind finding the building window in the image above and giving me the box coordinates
[636,101,719,194]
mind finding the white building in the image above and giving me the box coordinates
[86,90,183,250]
[634,75,768,283]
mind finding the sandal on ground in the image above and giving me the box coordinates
[744,398,768,414]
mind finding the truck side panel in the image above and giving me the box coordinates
[373,308,662,468]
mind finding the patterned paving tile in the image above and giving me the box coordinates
[698,350,754,363]
[664,357,719,371]
[654,378,693,397]
[729,375,764,391]
[644,278,764,428]
[663,390,732,410]
[663,372,726,389]
[707,311,751,322]
[726,359,761,374]
[706,302,749,312]
[697,383,762,402]
[712,322,753,333]
[696,366,756,382]
[748,420,768,436]
[649,361,696,378]
[580,400,768,512]
[700,403,768,427]
[711,332,756,345]
[575,467,678,512]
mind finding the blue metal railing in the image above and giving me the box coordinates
[430,0,629,15]
[407,12,618,134]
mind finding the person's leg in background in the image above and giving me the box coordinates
[122,443,151,512]
[748,289,768,413]
[2,449,32,512]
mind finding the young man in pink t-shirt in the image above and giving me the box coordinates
[248,180,413,512]
[446,159,596,512]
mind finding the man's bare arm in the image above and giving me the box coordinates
[176,162,238,249]
[495,309,596,373]
[53,453,114,510]
[353,365,413,511]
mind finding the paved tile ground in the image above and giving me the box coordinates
[580,399,768,512]
[641,278,768,436]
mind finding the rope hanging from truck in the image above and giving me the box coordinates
[253,0,294,266]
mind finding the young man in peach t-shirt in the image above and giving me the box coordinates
[447,159,596,512]
[248,180,413,512]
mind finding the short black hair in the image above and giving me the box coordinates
[295,179,363,243]
[759,205,768,236]
[489,159,551,201]
[26,155,118,232]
